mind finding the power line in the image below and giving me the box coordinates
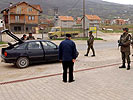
[67,0,81,12]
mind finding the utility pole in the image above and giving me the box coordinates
[83,0,86,37]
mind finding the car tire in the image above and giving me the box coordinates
[16,57,29,68]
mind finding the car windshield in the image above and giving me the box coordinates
[51,28,56,32]
[51,28,60,32]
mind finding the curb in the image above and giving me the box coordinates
[0,44,8,47]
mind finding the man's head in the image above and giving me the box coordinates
[23,34,26,38]
[89,31,93,35]
[29,33,32,36]
[123,28,129,33]
[66,34,71,39]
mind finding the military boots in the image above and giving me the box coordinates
[127,64,130,70]
[119,63,126,68]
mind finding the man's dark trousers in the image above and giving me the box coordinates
[62,61,74,82]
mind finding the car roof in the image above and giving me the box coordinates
[25,40,51,43]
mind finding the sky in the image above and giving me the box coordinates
[102,0,133,5]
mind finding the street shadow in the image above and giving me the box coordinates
[2,61,61,69]
[29,61,61,68]
[4,64,18,69]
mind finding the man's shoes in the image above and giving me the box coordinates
[84,54,88,56]
[119,66,126,68]
[127,67,130,70]
[69,80,75,83]
[127,65,130,70]
[119,65,126,68]
[63,80,67,83]
[91,55,95,57]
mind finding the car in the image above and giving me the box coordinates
[1,29,79,68]
[1,29,59,68]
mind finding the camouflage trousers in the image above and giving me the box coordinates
[86,45,95,55]
[121,52,130,64]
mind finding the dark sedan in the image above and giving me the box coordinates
[1,30,59,68]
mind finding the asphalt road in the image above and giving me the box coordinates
[0,41,117,56]
[77,41,118,51]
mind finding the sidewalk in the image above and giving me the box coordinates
[0,64,133,100]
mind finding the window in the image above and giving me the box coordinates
[28,16,32,20]
[26,27,28,31]
[28,16,35,20]
[32,16,35,20]
[16,43,27,50]
[17,7,21,14]
[29,16,35,20]
[15,16,20,22]
[42,41,57,49]
[56,29,59,32]
[14,26,21,32]
[28,42,42,49]
[28,8,32,12]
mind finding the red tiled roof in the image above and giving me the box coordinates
[86,15,101,21]
[32,5,43,13]
[58,16,74,21]
[1,1,42,13]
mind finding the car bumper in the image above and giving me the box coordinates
[1,55,16,63]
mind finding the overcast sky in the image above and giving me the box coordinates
[102,0,133,5]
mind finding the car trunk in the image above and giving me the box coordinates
[1,29,24,56]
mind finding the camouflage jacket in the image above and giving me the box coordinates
[120,32,131,52]
[87,35,94,46]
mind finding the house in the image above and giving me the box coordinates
[39,18,54,29]
[55,16,76,28]
[1,2,42,34]
[104,19,112,25]
[115,19,125,25]
[76,17,82,25]
[83,15,101,29]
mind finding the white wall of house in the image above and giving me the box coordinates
[55,20,75,28]
[82,17,101,29]
[0,19,3,28]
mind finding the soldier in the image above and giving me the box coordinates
[84,31,95,57]
[118,28,131,70]
[27,33,35,40]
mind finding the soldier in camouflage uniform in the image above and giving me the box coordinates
[118,28,131,70]
[84,31,95,57]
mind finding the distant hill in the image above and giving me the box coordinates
[0,0,133,20]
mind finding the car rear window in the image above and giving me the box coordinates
[28,42,42,49]
[16,43,27,49]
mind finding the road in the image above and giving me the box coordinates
[1,33,133,100]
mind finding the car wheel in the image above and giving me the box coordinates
[16,57,29,68]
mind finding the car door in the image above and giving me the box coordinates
[41,41,58,61]
[27,41,44,62]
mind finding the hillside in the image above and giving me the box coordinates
[0,0,133,20]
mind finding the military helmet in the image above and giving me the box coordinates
[123,28,129,32]
[89,31,93,34]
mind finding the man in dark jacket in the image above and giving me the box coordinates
[118,28,131,70]
[59,34,77,83]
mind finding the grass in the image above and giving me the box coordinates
[41,28,83,33]
[100,24,133,33]
[0,41,7,44]
[51,37,103,41]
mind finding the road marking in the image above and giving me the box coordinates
[0,62,123,85]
